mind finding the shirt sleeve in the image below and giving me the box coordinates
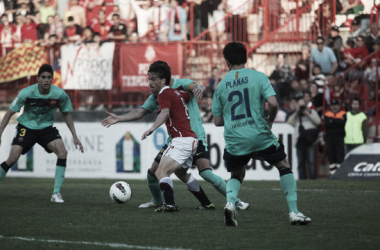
[10,89,27,112]
[157,91,172,112]
[59,91,74,112]
[141,94,159,112]
[211,87,222,117]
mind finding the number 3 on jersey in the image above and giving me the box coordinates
[228,88,252,121]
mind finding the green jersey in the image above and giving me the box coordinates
[10,83,73,130]
[141,79,207,145]
[212,68,277,155]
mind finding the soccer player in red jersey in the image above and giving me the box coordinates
[141,61,198,212]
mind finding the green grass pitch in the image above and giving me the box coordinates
[1,178,380,250]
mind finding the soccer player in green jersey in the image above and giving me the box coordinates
[102,61,249,211]
[0,64,84,203]
[212,42,311,226]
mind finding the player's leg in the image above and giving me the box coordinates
[155,155,181,212]
[46,138,67,203]
[0,145,23,180]
[195,142,249,210]
[269,141,311,225]
[1,124,35,180]
[223,149,249,226]
[174,167,214,210]
[139,145,167,208]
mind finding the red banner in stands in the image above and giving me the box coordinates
[119,43,182,92]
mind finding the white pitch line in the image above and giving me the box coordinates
[0,235,191,250]
[242,187,380,193]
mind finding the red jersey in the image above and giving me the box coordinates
[91,20,112,40]
[157,86,197,139]
[21,22,37,41]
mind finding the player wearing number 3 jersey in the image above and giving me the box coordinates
[212,42,311,226]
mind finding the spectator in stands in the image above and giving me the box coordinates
[21,14,37,42]
[118,0,134,22]
[33,0,57,24]
[63,15,81,43]
[345,35,369,82]
[207,66,219,96]
[93,31,103,45]
[289,79,303,101]
[287,97,321,180]
[345,76,369,106]
[0,14,15,53]
[365,23,380,54]
[128,30,138,42]
[130,0,151,40]
[1,0,17,23]
[225,0,252,42]
[90,9,111,41]
[344,97,367,154]
[330,80,345,107]
[12,14,24,47]
[33,11,49,42]
[107,13,127,42]
[324,99,346,175]
[15,1,34,18]
[348,19,362,41]
[269,53,294,102]
[165,0,187,41]
[106,4,125,23]
[311,64,326,94]
[366,39,380,84]
[186,0,205,39]
[65,0,86,28]
[325,26,343,68]
[206,0,225,44]
[86,0,103,25]
[299,78,310,92]
[149,0,169,42]
[52,13,64,42]
[341,38,356,70]
[310,82,323,117]
[302,90,315,110]
[295,43,311,81]
[81,25,94,43]
[310,36,338,78]
[339,0,364,15]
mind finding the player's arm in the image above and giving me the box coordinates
[362,118,368,142]
[101,108,149,128]
[0,109,16,146]
[188,82,206,99]
[213,116,224,127]
[266,95,279,129]
[142,108,169,140]
[62,112,84,153]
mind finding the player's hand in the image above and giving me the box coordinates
[74,138,84,153]
[141,128,154,140]
[192,84,205,99]
[101,111,119,128]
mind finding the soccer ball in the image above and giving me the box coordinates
[109,181,132,204]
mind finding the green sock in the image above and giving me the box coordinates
[53,165,66,194]
[200,169,227,196]
[0,167,7,180]
[226,178,241,208]
[280,173,299,213]
[147,170,163,205]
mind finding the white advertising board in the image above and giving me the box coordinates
[0,122,297,180]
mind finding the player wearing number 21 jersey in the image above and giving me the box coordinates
[212,42,311,226]
[212,68,277,155]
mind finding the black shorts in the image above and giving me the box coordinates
[12,124,62,155]
[223,140,287,172]
[154,141,210,164]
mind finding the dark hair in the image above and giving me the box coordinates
[313,64,322,70]
[316,36,324,42]
[223,42,247,66]
[302,90,311,97]
[93,32,101,37]
[351,97,361,105]
[38,64,53,77]
[68,16,74,22]
[346,39,356,48]
[148,61,171,85]
[112,14,120,19]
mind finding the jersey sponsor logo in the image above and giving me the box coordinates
[30,102,36,106]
